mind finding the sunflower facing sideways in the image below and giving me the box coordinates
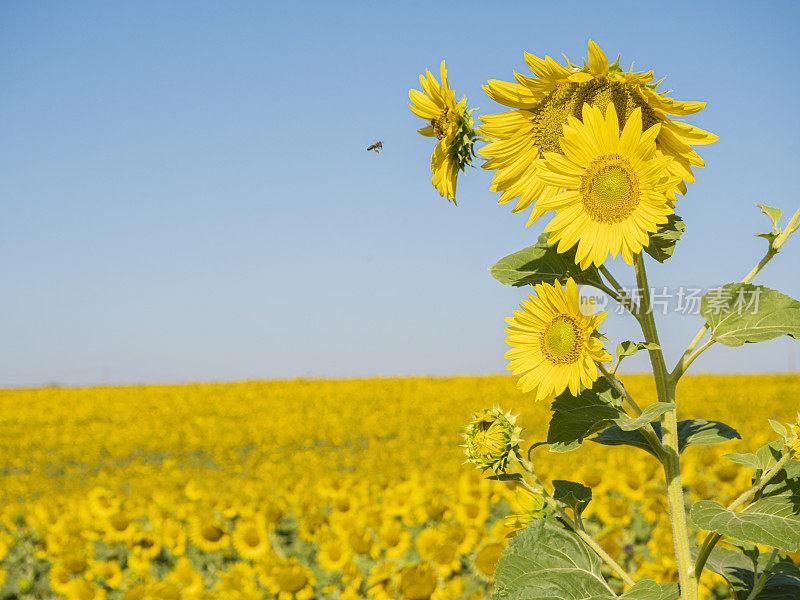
[536,103,680,268]
[408,61,479,203]
[504,277,610,401]
[480,39,717,224]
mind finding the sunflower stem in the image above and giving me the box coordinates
[744,549,779,600]
[599,264,639,314]
[598,365,667,458]
[517,458,636,588]
[672,205,800,382]
[693,451,793,578]
[633,252,697,600]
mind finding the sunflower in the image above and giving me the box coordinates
[481,39,716,223]
[409,61,479,203]
[315,533,352,571]
[264,559,315,600]
[232,517,271,561]
[397,563,439,600]
[504,277,611,400]
[535,103,679,268]
[188,514,230,553]
[167,557,204,596]
[378,519,412,560]
[471,543,505,582]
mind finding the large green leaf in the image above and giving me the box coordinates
[643,214,685,263]
[547,379,624,453]
[592,419,740,457]
[490,233,605,288]
[493,518,617,600]
[691,459,800,552]
[552,480,592,518]
[620,579,680,600]
[698,545,800,600]
[700,283,800,347]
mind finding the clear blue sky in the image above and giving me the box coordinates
[2,1,799,386]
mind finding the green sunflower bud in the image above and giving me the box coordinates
[463,407,523,473]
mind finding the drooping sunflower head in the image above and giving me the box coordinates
[535,103,681,268]
[505,277,611,401]
[462,406,522,473]
[480,39,717,224]
[409,61,480,203]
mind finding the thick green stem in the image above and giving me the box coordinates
[633,253,697,600]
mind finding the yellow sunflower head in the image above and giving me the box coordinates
[504,277,611,401]
[462,407,522,473]
[791,416,800,456]
[480,39,717,224]
[535,103,681,268]
[397,563,439,600]
[409,61,479,204]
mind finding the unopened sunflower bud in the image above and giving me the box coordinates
[462,407,522,473]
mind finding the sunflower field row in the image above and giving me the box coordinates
[0,375,798,600]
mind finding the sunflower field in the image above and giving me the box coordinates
[0,375,796,600]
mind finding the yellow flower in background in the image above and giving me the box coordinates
[470,542,504,582]
[265,558,315,600]
[480,39,717,224]
[397,563,439,600]
[536,103,679,268]
[409,61,479,203]
[505,277,611,400]
[232,517,271,560]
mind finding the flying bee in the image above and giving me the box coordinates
[367,141,383,153]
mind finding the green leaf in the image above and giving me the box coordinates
[643,214,685,263]
[487,473,525,483]
[615,402,675,432]
[725,452,762,470]
[552,480,592,517]
[493,518,617,600]
[769,420,788,438]
[755,440,786,472]
[698,545,800,600]
[547,379,624,453]
[620,579,680,600]
[691,459,800,552]
[616,341,662,358]
[490,233,605,289]
[593,419,740,457]
[700,283,800,347]
[757,204,783,232]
